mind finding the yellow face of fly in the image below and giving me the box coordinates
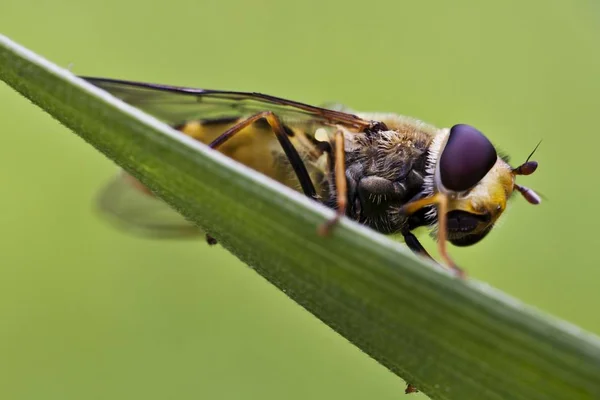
[444,157,516,244]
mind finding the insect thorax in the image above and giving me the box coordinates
[339,115,437,234]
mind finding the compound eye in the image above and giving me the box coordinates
[439,124,497,192]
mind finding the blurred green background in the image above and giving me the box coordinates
[1,1,599,399]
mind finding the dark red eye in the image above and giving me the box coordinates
[439,124,497,192]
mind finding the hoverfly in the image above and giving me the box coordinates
[82,76,541,277]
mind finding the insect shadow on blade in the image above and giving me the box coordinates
[83,76,541,280]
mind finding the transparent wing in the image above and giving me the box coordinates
[96,171,204,239]
[80,76,370,131]
[85,76,367,239]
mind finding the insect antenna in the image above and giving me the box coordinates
[512,140,543,204]
[514,184,542,205]
[512,139,542,176]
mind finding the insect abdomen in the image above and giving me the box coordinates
[175,118,328,198]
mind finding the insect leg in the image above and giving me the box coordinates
[208,111,317,199]
[318,129,347,236]
[205,233,218,246]
[402,231,433,260]
[399,194,465,277]
[435,194,465,277]
[405,383,419,394]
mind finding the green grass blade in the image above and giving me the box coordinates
[1,34,599,400]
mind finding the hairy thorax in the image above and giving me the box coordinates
[339,114,436,234]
